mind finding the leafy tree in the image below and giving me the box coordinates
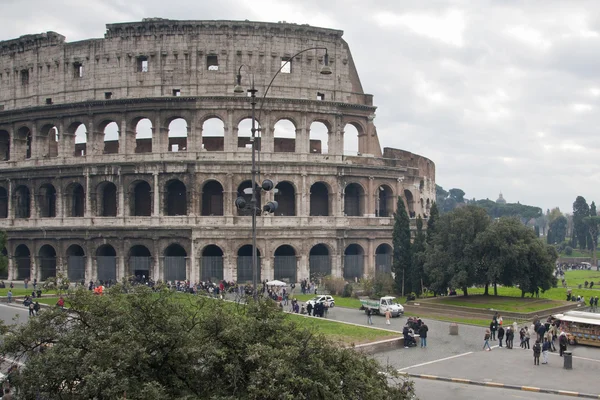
[573,196,590,250]
[548,207,563,224]
[514,239,558,297]
[0,286,415,399]
[448,188,466,204]
[424,206,490,296]
[547,215,567,245]
[435,184,448,204]
[0,231,6,277]
[392,196,412,297]
[411,216,426,294]
[584,201,600,269]
[426,202,439,245]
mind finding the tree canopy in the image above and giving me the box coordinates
[392,196,412,297]
[0,286,415,399]
[573,195,590,250]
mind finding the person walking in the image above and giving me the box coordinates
[490,318,497,341]
[483,329,492,351]
[385,308,391,325]
[559,332,568,357]
[506,327,514,349]
[366,308,373,325]
[542,338,550,364]
[533,340,541,365]
[419,321,429,348]
[6,290,12,304]
[524,326,530,349]
[497,325,505,348]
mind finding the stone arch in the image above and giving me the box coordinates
[273,119,297,153]
[0,129,10,161]
[274,244,297,283]
[100,120,119,154]
[404,190,415,217]
[377,184,394,217]
[375,243,393,274]
[310,181,331,217]
[38,244,57,281]
[69,122,88,157]
[96,244,117,283]
[38,183,57,218]
[130,180,152,216]
[65,182,85,217]
[343,123,361,156]
[426,198,431,217]
[39,124,59,158]
[237,117,261,151]
[16,126,33,159]
[309,243,331,280]
[344,182,365,217]
[0,186,7,218]
[201,244,224,281]
[237,244,262,283]
[201,180,224,216]
[164,243,187,281]
[236,180,260,216]
[274,181,296,216]
[14,185,30,218]
[202,117,225,151]
[97,181,117,217]
[15,244,31,280]
[167,117,188,152]
[133,117,153,153]
[344,243,364,280]
[165,179,187,216]
[129,245,152,280]
[66,244,86,282]
[309,120,330,154]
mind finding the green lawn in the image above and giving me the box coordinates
[431,296,565,313]
[0,288,59,297]
[564,270,600,287]
[464,286,598,302]
[404,312,492,327]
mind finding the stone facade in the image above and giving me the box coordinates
[0,19,435,284]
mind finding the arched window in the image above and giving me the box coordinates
[103,121,119,154]
[309,122,328,154]
[73,123,87,157]
[39,244,57,281]
[14,185,30,219]
[310,182,329,216]
[130,181,152,216]
[0,187,7,218]
[201,245,224,281]
[273,119,296,153]
[168,118,188,152]
[0,130,10,161]
[404,190,415,218]
[164,244,187,281]
[377,185,394,217]
[40,125,59,158]
[309,244,331,280]
[274,181,295,216]
[135,118,153,153]
[165,180,187,216]
[236,180,260,216]
[344,183,364,217]
[201,180,224,216]
[237,118,261,150]
[96,244,117,283]
[98,182,117,217]
[65,183,85,217]
[274,245,296,283]
[237,244,261,283]
[343,124,359,156]
[202,118,224,151]
[66,244,85,281]
[344,244,364,280]
[38,184,57,218]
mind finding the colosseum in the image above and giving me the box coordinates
[0,19,435,285]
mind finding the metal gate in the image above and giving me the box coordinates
[344,255,363,280]
[130,257,151,277]
[68,256,86,281]
[274,255,296,283]
[16,257,31,280]
[97,256,117,282]
[375,254,392,274]
[39,257,56,281]
[237,256,261,283]
[309,255,331,280]
[164,256,186,281]
[201,256,223,282]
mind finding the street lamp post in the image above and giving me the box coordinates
[234,47,332,301]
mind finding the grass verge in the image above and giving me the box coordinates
[431,296,565,313]
[563,270,600,288]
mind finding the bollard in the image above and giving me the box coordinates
[563,351,573,370]
[449,323,459,335]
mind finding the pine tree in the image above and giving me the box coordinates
[426,202,439,245]
[573,196,590,250]
[411,216,426,295]
[392,196,412,297]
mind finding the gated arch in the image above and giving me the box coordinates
[309,244,331,280]
[164,243,187,281]
[344,183,365,217]
[165,179,187,216]
[201,245,224,281]
[129,245,152,279]
[274,245,296,283]
[201,180,224,216]
[237,244,261,283]
[15,244,31,280]
[96,244,117,283]
[66,244,86,282]
[38,244,57,281]
[375,243,393,274]
[344,244,364,280]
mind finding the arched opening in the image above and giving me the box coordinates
[201,245,224,281]
[14,185,30,218]
[164,244,187,281]
[343,124,360,156]
[66,244,85,282]
[96,244,117,283]
[310,182,329,216]
[202,118,224,151]
[135,118,153,153]
[73,123,87,157]
[168,118,188,152]
[344,244,364,280]
[201,180,224,216]
[165,179,187,216]
[236,180,260,216]
[426,198,431,218]
[309,244,331,280]
[38,183,56,218]
[0,187,7,218]
[274,181,295,216]
[65,183,85,217]
[39,244,57,281]
[103,121,119,154]
[15,244,31,280]
[0,130,10,161]
[344,183,364,217]
[273,119,296,153]
[129,245,152,280]
[274,245,296,283]
[40,125,59,158]
[404,190,415,218]
[98,182,117,217]
[375,244,393,274]
[130,181,152,216]
[309,121,329,154]
[237,244,261,283]
[377,185,394,217]
[237,118,261,151]
[18,127,33,159]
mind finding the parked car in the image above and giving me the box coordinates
[306,295,335,308]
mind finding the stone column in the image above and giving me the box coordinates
[117,173,124,217]
[224,110,236,153]
[189,240,196,283]
[119,118,131,155]
[152,115,162,153]
[7,256,14,281]
[6,180,13,219]
[300,173,307,216]
[224,173,234,216]
[367,176,375,217]
[84,171,92,218]
[153,172,160,216]
[56,184,64,219]
[261,113,274,153]
[85,253,93,283]
[366,240,375,277]
[29,184,38,219]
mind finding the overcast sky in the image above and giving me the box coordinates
[1,0,599,214]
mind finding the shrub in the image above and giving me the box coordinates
[565,246,573,256]
[322,276,346,296]
[373,273,395,298]
[343,283,353,298]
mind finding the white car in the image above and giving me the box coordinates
[306,295,335,308]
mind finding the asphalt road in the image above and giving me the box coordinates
[0,303,30,326]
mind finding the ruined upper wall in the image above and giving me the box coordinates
[0,19,372,111]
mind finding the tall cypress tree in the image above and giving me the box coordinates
[573,196,590,250]
[426,202,439,245]
[411,216,426,295]
[392,196,412,297]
